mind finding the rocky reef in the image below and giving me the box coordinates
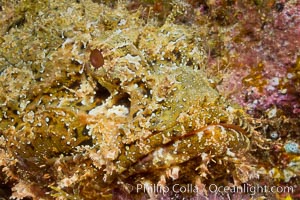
[0,0,299,199]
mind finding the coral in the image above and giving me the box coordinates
[0,0,299,199]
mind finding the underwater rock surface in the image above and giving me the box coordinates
[0,0,299,199]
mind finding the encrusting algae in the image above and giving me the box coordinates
[0,0,299,199]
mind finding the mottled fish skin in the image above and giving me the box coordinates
[0,1,262,199]
[121,125,250,176]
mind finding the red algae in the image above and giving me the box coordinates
[211,1,300,117]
